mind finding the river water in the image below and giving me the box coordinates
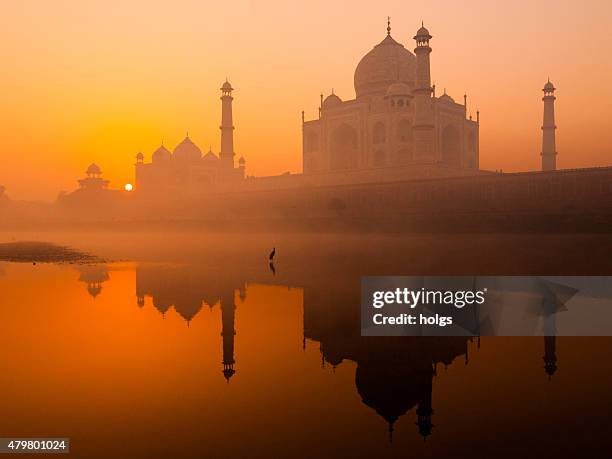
[1,232,611,457]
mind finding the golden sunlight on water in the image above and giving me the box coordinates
[1,259,611,458]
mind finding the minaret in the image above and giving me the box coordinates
[220,291,236,382]
[220,80,235,170]
[541,79,557,171]
[413,23,435,160]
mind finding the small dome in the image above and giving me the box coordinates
[322,93,342,109]
[173,136,202,162]
[86,163,101,175]
[544,80,555,91]
[152,144,171,163]
[136,152,144,160]
[413,22,433,41]
[415,26,432,38]
[203,149,219,162]
[221,80,233,91]
[438,93,455,104]
[386,82,411,97]
[238,156,246,165]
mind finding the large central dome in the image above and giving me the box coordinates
[354,34,416,99]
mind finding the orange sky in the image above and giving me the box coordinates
[1,0,612,201]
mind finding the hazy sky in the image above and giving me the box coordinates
[1,0,611,200]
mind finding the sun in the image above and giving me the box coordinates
[124,183,133,191]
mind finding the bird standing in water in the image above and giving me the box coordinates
[269,247,276,261]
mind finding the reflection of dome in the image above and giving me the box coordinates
[174,299,203,323]
[386,82,411,97]
[322,340,344,367]
[78,265,109,299]
[173,136,202,162]
[88,284,103,298]
[354,34,416,99]
[223,367,236,381]
[152,145,171,163]
[238,156,245,165]
[322,93,342,109]
[356,363,420,438]
[153,297,172,315]
[86,163,101,175]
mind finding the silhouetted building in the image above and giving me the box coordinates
[134,81,246,195]
[57,163,126,216]
[78,164,109,190]
[302,21,479,176]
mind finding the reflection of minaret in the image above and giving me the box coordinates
[543,335,557,378]
[220,80,235,171]
[543,311,558,378]
[416,366,435,439]
[541,79,557,171]
[78,265,109,299]
[221,291,237,382]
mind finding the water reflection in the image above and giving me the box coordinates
[128,262,557,441]
[77,265,110,299]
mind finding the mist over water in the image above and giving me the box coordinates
[1,231,611,457]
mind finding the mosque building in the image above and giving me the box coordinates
[134,80,246,195]
[302,20,480,178]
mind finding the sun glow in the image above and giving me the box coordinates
[124,183,133,192]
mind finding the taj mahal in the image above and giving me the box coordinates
[58,20,612,226]
[302,20,479,175]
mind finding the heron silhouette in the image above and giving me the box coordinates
[269,247,276,261]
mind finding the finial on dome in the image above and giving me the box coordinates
[387,16,391,36]
[331,88,334,95]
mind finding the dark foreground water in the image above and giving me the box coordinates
[1,232,611,458]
